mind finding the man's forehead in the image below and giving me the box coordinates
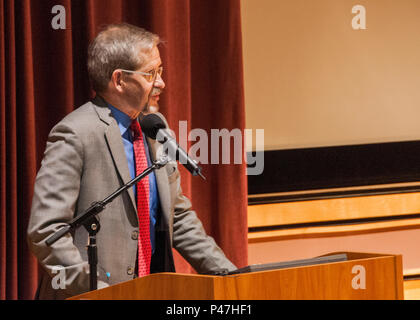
[139,46,161,69]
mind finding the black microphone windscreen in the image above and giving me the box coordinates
[140,113,166,139]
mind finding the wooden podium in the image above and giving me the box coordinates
[68,252,404,300]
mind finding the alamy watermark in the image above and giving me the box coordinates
[351,265,366,290]
[52,4,367,31]
[352,5,367,30]
[156,121,264,176]
[51,265,66,290]
[51,5,66,30]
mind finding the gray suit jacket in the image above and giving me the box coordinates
[27,96,236,299]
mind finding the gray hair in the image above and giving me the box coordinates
[87,23,160,93]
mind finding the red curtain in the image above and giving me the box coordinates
[0,0,247,299]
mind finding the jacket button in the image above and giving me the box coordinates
[131,230,138,240]
[127,266,134,275]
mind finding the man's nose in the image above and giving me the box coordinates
[154,73,165,89]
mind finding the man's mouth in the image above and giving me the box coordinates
[150,88,161,100]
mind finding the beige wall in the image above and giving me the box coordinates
[248,228,420,275]
[241,0,420,151]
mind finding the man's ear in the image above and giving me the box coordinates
[110,70,124,93]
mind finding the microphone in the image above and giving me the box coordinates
[140,113,205,180]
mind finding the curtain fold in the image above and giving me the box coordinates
[0,0,247,299]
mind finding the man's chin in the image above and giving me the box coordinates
[147,105,159,113]
[144,101,159,114]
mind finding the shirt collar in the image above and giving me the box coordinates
[108,104,132,136]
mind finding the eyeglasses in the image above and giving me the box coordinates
[119,66,163,82]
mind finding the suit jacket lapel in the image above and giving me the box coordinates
[91,96,172,236]
[91,96,137,215]
[147,137,172,234]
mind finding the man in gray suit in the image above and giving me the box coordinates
[27,23,236,299]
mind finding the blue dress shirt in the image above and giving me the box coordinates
[108,104,160,253]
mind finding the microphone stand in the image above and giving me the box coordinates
[45,156,169,292]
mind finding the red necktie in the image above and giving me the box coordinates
[130,120,151,277]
